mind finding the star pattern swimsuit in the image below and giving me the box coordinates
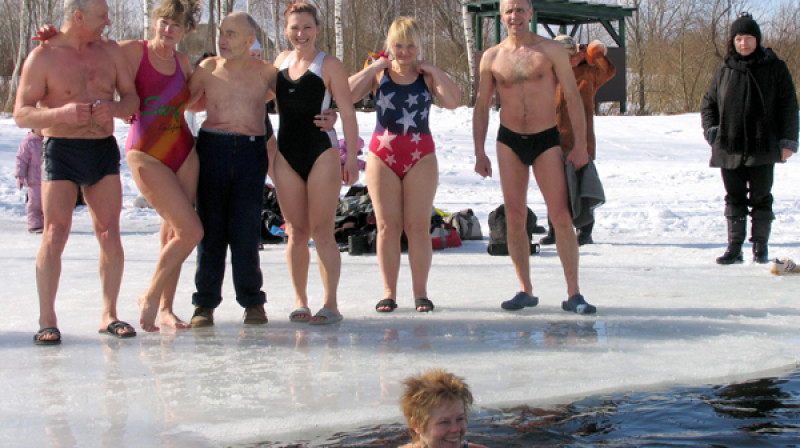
[368,70,435,179]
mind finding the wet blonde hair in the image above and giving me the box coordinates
[400,369,474,442]
[385,16,422,59]
[152,0,201,32]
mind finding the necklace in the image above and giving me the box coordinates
[149,43,174,61]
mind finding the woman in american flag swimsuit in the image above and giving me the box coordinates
[348,17,461,313]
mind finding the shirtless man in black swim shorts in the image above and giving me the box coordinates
[14,0,140,344]
[472,0,597,314]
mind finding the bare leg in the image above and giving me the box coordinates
[403,155,438,309]
[533,148,580,297]
[127,151,203,331]
[496,143,533,294]
[35,180,79,341]
[157,151,201,329]
[273,152,311,318]
[306,149,343,320]
[156,220,187,328]
[82,175,134,335]
[266,136,278,183]
[366,153,403,306]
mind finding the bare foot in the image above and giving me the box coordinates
[138,295,161,332]
[159,310,190,329]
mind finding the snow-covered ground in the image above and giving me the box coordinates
[1,109,798,447]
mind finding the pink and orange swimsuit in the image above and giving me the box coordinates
[125,41,194,172]
[369,70,435,179]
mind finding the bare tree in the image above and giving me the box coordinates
[767,0,800,104]
[142,0,152,40]
[334,0,344,60]
[6,0,31,109]
[461,2,476,105]
[206,0,216,53]
[272,0,282,57]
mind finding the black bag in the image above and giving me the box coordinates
[487,205,540,256]
[261,185,284,244]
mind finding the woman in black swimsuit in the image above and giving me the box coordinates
[272,2,359,325]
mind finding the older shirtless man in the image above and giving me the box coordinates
[473,0,596,314]
[187,12,279,327]
[14,0,139,344]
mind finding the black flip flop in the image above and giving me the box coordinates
[375,298,397,313]
[414,297,435,312]
[99,320,137,339]
[34,327,61,345]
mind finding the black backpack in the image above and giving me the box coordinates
[487,205,541,256]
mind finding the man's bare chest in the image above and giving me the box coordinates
[492,49,552,86]
[208,70,268,99]
[46,50,116,98]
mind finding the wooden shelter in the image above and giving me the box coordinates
[465,0,636,111]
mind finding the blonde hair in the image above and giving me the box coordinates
[152,0,201,32]
[400,369,474,443]
[385,16,422,59]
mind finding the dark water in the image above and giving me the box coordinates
[259,368,800,447]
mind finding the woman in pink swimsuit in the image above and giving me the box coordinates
[348,17,461,313]
[121,0,203,331]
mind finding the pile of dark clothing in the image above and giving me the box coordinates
[335,186,379,254]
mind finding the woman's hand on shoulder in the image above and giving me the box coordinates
[31,24,58,42]
[416,60,436,75]
[370,55,391,72]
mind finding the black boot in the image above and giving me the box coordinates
[716,217,745,265]
[716,244,743,264]
[539,219,556,245]
[751,218,771,264]
[752,242,769,264]
[577,221,594,246]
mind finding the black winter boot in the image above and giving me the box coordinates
[716,217,746,265]
[751,219,771,264]
[716,245,743,264]
[577,221,594,246]
[539,219,556,245]
[752,242,769,264]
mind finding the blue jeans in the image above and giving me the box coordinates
[193,129,268,309]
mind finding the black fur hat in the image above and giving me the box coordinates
[730,12,761,47]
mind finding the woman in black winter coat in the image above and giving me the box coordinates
[701,13,799,265]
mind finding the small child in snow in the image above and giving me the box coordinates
[15,129,44,233]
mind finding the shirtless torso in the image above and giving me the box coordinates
[14,34,137,139]
[484,36,562,134]
[189,56,277,136]
[473,0,587,175]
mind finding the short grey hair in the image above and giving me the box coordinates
[64,0,94,21]
[501,0,533,9]
[244,13,260,36]
[227,11,260,36]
